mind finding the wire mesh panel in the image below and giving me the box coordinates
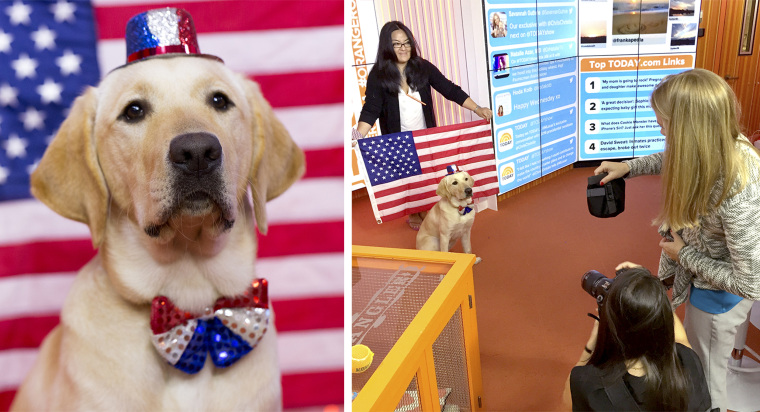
[395,375,421,412]
[351,258,450,395]
[432,307,471,411]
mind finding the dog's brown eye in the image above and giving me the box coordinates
[210,93,232,111]
[452,181,458,185]
[120,102,145,122]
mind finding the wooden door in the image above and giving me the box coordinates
[698,0,760,138]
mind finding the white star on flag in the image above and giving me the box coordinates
[0,30,12,53]
[37,79,63,104]
[56,49,82,75]
[19,107,45,131]
[11,53,38,79]
[0,84,17,106]
[3,135,28,158]
[51,0,76,23]
[31,26,57,51]
[6,1,32,26]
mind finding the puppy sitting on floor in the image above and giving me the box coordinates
[416,165,481,264]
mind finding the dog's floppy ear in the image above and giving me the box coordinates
[30,87,108,248]
[241,76,305,235]
[436,175,450,199]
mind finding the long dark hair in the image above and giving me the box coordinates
[372,21,426,94]
[588,267,690,410]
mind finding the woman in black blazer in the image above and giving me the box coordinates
[354,20,492,229]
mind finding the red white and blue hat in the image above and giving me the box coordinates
[446,164,461,175]
[124,8,222,64]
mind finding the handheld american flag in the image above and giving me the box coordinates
[357,120,499,223]
[0,1,342,410]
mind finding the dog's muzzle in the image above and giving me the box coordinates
[465,187,473,197]
[144,132,234,238]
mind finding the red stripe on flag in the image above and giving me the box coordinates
[304,148,342,178]
[0,316,59,351]
[281,370,343,409]
[94,1,343,40]
[271,295,343,332]
[0,221,342,278]
[417,144,495,164]
[372,162,498,199]
[257,221,342,257]
[1,391,14,412]
[376,177,500,211]
[1,370,345,412]
[0,296,342,351]
[251,70,342,108]
[380,190,500,222]
[413,119,490,136]
[414,130,492,151]
[0,239,95,278]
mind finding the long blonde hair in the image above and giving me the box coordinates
[651,68,753,230]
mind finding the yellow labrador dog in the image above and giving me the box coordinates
[416,170,481,264]
[10,53,302,411]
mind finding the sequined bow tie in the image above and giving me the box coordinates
[150,278,270,374]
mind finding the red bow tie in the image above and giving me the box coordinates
[458,205,473,215]
[150,278,270,374]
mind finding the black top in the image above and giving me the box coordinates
[358,58,470,134]
[570,343,712,411]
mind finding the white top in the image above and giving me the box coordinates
[398,88,426,132]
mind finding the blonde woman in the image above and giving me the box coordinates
[595,68,760,412]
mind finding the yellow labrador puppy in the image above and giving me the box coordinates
[416,169,481,264]
[10,20,303,412]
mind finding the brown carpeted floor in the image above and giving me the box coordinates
[352,165,684,410]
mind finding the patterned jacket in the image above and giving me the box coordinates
[624,137,760,308]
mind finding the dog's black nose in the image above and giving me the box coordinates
[465,187,473,196]
[169,133,222,176]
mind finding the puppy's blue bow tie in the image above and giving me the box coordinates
[458,205,473,215]
[150,279,270,374]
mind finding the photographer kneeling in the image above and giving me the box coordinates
[562,263,712,411]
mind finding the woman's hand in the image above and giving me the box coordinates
[660,230,686,262]
[615,261,642,271]
[593,161,630,185]
[474,106,493,122]
[585,317,599,353]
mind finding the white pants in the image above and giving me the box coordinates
[684,297,754,412]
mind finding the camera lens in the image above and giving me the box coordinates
[582,270,613,305]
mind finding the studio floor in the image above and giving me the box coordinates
[351,165,760,411]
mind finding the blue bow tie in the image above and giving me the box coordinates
[458,205,473,215]
[150,279,270,374]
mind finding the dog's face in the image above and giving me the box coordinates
[30,56,304,249]
[436,171,475,201]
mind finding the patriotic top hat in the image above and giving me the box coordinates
[124,8,222,65]
[446,164,462,175]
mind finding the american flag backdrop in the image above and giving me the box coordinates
[356,120,499,223]
[0,0,343,410]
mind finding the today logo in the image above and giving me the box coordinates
[498,128,513,152]
[500,162,515,184]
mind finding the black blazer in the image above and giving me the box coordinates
[358,58,470,134]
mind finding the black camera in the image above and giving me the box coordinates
[582,270,613,305]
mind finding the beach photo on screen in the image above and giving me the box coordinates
[669,0,696,17]
[612,0,669,35]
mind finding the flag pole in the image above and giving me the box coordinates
[353,144,384,224]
